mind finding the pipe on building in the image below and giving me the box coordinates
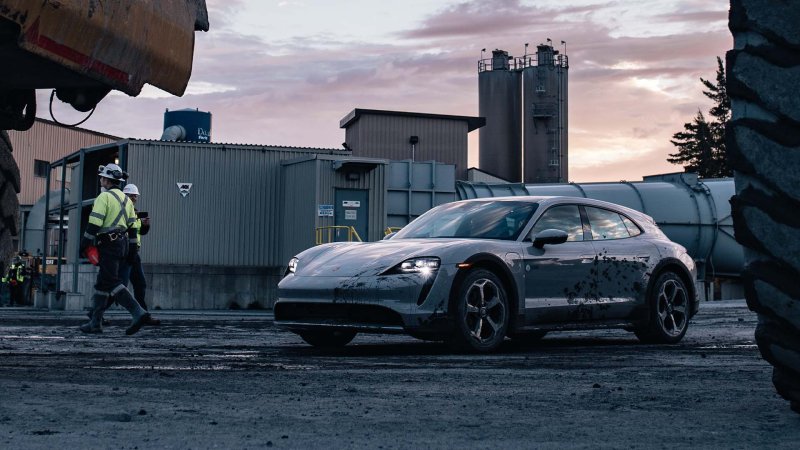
[456,172,743,278]
[160,124,186,141]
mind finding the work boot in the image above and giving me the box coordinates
[86,310,111,326]
[79,294,109,334]
[113,287,151,335]
[145,315,161,326]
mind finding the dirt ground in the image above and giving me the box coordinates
[0,300,797,449]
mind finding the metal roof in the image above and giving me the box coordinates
[339,108,486,132]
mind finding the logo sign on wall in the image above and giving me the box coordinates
[177,182,193,197]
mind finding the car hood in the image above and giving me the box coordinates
[294,239,466,277]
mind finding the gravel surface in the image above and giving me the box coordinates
[0,300,798,449]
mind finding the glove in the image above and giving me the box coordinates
[126,243,138,264]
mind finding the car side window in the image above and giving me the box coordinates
[621,215,642,237]
[530,205,583,242]
[585,207,630,240]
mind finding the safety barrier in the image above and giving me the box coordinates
[315,226,363,245]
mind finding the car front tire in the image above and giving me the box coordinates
[449,269,509,352]
[635,272,690,344]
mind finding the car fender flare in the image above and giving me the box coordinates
[645,257,697,316]
[449,252,523,330]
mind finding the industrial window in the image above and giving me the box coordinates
[34,159,48,178]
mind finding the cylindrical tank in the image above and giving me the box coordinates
[456,172,743,277]
[522,44,568,184]
[163,108,212,142]
[479,49,522,182]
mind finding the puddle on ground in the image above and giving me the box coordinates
[0,335,65,340]
[697,344,758,349]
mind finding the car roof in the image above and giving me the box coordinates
[457,196,655,224]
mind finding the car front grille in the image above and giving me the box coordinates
[274,302,404,328]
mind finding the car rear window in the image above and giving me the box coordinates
[585,206,631,240]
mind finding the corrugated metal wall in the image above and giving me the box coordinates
[386,161,455,228]
[126,141,349,267]
[314,157,386,243]
[280,156,387,263]
[280,158,319,266]
[8,119,117,205]
[346,115,468,180]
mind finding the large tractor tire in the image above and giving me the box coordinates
[0,130,20,277]
[728,0,800,413]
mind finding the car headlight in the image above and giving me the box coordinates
[286,257,299,275]
[384,257,440,275]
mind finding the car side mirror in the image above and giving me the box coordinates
[383,232,397,240]
[532,229,569,249]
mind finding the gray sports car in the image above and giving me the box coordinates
[275,197,698,352]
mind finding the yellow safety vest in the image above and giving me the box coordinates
[85,188,139,242]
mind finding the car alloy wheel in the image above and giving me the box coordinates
[656,278,688,337]
[635,272,690,344]
[451,269,509,352]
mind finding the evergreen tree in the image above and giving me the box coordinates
[668,57,731,178]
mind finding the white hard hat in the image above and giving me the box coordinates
[123,184,140,195]
[98,163,128,181]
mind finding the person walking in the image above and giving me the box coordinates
[3,257,26,306]
[118,183,159,325]
[79,163,151,335]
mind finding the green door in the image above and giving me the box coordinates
[335,189,369,242]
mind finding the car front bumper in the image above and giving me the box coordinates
[274,266,458,336]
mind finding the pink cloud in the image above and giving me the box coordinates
[34,0,733,182]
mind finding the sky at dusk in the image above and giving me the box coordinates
[37,0,732,182]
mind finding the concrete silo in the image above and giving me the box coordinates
[478,50,522,182]
[522,44,568,183]
[478,43,568,183]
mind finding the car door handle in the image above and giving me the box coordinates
[635,255,650,261]
[580,255,595,263]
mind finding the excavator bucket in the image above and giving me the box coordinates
[0,0,209,97]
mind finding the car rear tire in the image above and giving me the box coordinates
[635,272,690,344]
[449,269,509,352]
[297,330,357,348]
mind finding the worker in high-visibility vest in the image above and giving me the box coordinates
[118,183,159,325]
[79,163,152,335]
[2,257,27,306]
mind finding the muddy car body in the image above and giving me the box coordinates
[275,197,698,352]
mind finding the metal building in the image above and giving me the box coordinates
[42,139,458,310]
[8,118,118,252]
[478,43,568,183]
[340,108,484,181]
[44,140,356,309]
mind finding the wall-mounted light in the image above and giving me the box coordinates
[409,136,419,161]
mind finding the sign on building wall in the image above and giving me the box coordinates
[318,204,334,217]
[177,182,193,197]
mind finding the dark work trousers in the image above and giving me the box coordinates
[95,237,127,294]
[8,283,21,306]
[21,278,31,305]
[119,253,147,310]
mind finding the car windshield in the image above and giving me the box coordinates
[393,201,538,240]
